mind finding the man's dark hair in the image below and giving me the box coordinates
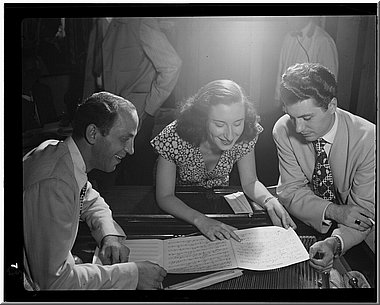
[176,79,260,147]
[280,63,337,110]
[72,91,136,139]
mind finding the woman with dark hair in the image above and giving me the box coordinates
[151,80,296,242]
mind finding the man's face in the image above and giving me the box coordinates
[92,110,138,172]
[284,98,336,142]
[287,17,310,32]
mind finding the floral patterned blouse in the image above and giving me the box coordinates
[151,120,263,188]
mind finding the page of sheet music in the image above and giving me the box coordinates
[124,239,164,267]
[231,226,310,270]
[164,235,237,273]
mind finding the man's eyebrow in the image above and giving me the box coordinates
[287,113,313,118]
[298,113,313,118]
[122,133,135,138]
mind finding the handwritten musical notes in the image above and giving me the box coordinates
[232,226,310,270]
[165,235,237,273]
[92,226,309,274]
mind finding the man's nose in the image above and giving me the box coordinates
[295,119,304,133]
[124,141,134,155]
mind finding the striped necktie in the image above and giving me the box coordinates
[311,138,338,203]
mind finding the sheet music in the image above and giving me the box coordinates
[231,226,309,270]
[124,239,164,266]
[164,235,237,273]
[92,227,309,274]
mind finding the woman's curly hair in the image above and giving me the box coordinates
[280,63,337,109]
[176,79,260,147]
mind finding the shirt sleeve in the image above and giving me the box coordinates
[316,35,339,80]
[23,178,138,290]
[139,18,182,116]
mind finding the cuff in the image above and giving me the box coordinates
[331,234,345,257]
[322,202,333,226]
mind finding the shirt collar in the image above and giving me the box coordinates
[321,112,338,144]
[65,136,87,190]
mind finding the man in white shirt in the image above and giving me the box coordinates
[23,91,167,289]
[272,63,375,272]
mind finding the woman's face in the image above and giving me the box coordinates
[207,102,245,151]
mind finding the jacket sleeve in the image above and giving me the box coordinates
[80,181,126,244]
[24,178,138,290]
[82,19,97,100]
[274,34,291,102]
[331,132,375,252]
[272,118,332,233]
[139,18,182,116]
[316,34,339,80]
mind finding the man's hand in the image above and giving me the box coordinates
[309,237,336,273]
[325,204,374,231]
[98,235,130,265]
[135,261,167,290]
[194,215,241,242]
[264,198,297,230]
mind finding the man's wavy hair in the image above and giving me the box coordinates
[176,79,260,147]
[72,91,136,139]
[280,63,337,110]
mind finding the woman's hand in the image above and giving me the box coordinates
[194,215,241,242]
[264,198,297,229]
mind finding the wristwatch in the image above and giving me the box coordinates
[332,235,342,257]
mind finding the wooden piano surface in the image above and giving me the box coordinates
[73,185,376,290]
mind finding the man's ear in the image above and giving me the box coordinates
[85,124,98,144]
[328,97,337,114]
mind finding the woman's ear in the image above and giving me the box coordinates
[85,124,98,144]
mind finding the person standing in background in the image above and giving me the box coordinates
[274,17,338,107]
[83,17,182,190]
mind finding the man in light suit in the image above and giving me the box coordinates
[272,63,375,272]
[23,92,166,289]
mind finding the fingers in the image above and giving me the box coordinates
[266,208,282,227]
[288,217,297,230]
[99,247,112,265]
[213,225,241,242]
[119,248,130,263]
[309,259,333,272]
[100,246,127,265]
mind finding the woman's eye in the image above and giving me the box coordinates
[215,123,224,128]
[234,121,243,127]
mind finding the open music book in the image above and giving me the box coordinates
[93,226,309,274]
